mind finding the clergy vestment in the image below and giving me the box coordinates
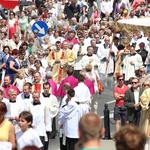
[48,79,57,97]
[123,53,143,81]
[59,94,68,150]
[97,44,118,74]
[81,54,100,75]
[140,89,150,150]
[40,93,59,119]
[72,44,88,78]
[3,84,20,98]
[58,97,82,150]
[140,88,150,136]
[72,44,88,70]
[40,93,58,149]
[9,100,23,133]
[48,49,67,84]
[16,93,33,112]
[57,75,78,97]
[32,81,44,93]
[29,103,47,137]
[114,49,129,79]
[74,81,91,114]
[63,48,75,66]
[74,82,91,104]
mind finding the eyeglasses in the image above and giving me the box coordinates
[139,70,144,72]
[119,79,124,81]
[131,82,138,84]
[143,84,150,87]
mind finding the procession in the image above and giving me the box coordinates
[0,0,150,149]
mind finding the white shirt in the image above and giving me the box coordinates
[74,82,91,104]
[15,78,25,92]
[16,128,43,150]
[98,44,118,74]
[40,93,59,118]
[81,54,100,72]
[72,44,88,70]
[58,98,82,138]
[16,93,33,112]
[134,88,140,104]
[86,72,98,92]
[29,104,48,136]
[2,98,10,120]
[101,1,113,14]
[8,39,22,50]
[123,53,143,81]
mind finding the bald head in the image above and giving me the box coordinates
[63,82,71,93]
[62,42,68,49]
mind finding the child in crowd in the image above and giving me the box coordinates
[13,71,26,92]
[25,68,35,83]
[16,111,43,150]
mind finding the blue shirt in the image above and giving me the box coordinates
[6,56,19,75]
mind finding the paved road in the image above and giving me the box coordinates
[51,86,116,149]
[98,86,116,136]
[49,137,116,150]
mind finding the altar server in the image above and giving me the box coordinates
[40,82,59,149]
[16,83,33,112]
[58,89,82,150]
[29,91,52,149]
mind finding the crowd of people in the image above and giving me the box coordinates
[0,0,150,149]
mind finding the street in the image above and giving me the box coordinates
[49,137,116,150]
[49,86,116,149]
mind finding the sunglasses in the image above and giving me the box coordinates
[139,70,144,72]
[119,79,124,81]
[131,82,138,84]
[143,84,149,86]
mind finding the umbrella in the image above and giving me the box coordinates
[19,1,34,6]
[116,17,150,33]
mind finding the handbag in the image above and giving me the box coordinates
[95,72,104,94]
[97,79,104,94]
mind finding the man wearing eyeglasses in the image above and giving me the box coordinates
[114,75,129,131]
[124,77,144,125]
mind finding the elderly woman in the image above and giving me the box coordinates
[6,49,20,84]
[138,66,150,86]
[0,102,16,149]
